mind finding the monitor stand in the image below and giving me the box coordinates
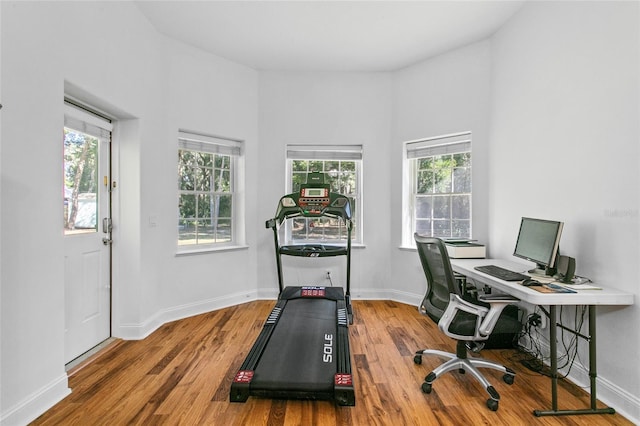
[528,265,556,277]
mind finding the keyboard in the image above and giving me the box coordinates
[474,265,529,281]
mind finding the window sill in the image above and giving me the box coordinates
[175,244,249,257]
[398,245,417,252]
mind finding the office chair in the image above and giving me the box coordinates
[413,234,520,411]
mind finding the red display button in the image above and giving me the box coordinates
[335,374,353,386]
[233,370,254,383]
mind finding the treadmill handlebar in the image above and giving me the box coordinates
[266,186,353,300]
[267,191,352,229]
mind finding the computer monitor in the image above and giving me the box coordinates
[513,217,564,276]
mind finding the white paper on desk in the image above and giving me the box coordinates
[556,283,602,290]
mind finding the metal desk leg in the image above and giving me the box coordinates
[534,305,616,417]
[588,305,598,410]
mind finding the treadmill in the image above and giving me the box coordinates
[230,173,355,406]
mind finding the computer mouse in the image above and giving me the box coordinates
[522,278,542,287]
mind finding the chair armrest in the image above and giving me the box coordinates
[439,293,520,341]
[478,294,520,302]
[477,294,519,337]
[438,294,489,341]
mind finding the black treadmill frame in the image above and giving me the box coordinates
[264,184,353,323]
[230,286,355,406]
[230,178,355,406]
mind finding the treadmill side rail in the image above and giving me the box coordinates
[335,300,355,406]
[230,300,286,403]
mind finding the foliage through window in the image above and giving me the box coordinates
[286,145,362,244]
[405,132,472,244]
[63,103,112,235]
[178,132,242,248]
[64,129,99,233]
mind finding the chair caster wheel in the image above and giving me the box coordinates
[421,382,432,394]
[413,355,422,365]
[503,374,515,385]
[487,398,499,411]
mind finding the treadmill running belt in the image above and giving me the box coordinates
[252,298,337,396]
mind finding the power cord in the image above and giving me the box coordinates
[326,271,334,287]
[514,305,587,379]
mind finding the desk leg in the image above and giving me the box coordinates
[585,305,615,414]
[533,305,616,417]
[551,305,559,411]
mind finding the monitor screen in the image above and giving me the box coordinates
[513,217,564,274]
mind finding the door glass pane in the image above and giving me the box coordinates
[64,128,99,235]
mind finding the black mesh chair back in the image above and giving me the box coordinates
[415,234,480,338]
[413,233,519,412]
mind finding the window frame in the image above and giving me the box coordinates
[285,144,363,246]
[402,132,472,248]
[177,130,245,254]
[63,102,113,236]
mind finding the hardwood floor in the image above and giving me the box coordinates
[33,300,632,425]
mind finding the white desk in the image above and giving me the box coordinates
[451,258,634,417]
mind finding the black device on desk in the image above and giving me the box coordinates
[556,255,576,283]
[522,278,542,287]
[513,217,563,276]
[474,264,529,281]
[475,217,566,283]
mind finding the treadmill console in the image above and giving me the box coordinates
[299,187,330,215]
[269,173,352,226]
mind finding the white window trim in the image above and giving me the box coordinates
[176,129,245,254]
[402,131,472,249]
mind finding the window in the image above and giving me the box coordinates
[286,144,363,245]
[63,102,112,235]
[178,130,243,250]
[403,132,472,247]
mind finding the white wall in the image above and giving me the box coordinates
[155,38,260,321]
[390,40,493,303]
[489,1,639,420]
[1,0,638,424]
[0,2,259,424]
[1,2,164,422]
[257,72,393,300]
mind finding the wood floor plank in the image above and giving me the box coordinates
[32,300,634,425]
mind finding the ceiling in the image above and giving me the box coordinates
[135,1,526,72]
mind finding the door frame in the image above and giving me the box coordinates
[63,99,115,364]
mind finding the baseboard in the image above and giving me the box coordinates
[114,290,259,340]
[256,286,411,303]
[0,373,70,426]
[519,335,640,423]
[385,289,422,306]
[591,370,640,423]
[114,287,415,340]
[555,347,639,423]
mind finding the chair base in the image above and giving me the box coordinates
[414,341,515,411]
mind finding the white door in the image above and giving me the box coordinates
[63,103,113,364]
